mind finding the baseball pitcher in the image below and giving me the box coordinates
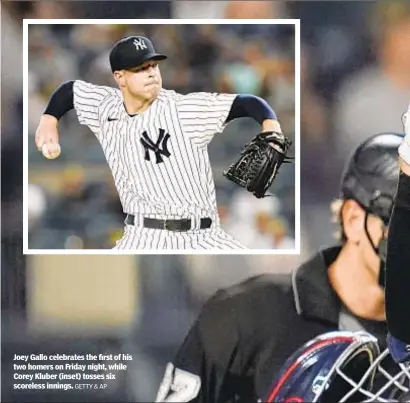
[34,35,292,250]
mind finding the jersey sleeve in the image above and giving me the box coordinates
[155,292,242,403]
[177,92,237,144]
[72,80,115,136]
[399,103,410,165]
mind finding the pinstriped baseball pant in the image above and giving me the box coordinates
[112,225,247,250]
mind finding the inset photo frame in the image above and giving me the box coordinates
[23,19,300,254]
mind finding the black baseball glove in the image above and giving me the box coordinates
[223,131,293,198]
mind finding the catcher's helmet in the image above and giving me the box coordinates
[340,132,403,224]
[263,330,410,403]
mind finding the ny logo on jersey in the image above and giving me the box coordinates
[140,129,171,164]
[133,38,147,51]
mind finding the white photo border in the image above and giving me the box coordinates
[23,18,301,256]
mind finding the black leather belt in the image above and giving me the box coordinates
[125,214,212,231]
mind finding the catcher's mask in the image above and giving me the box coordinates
[339,132,404,286]
[262,331,410,403]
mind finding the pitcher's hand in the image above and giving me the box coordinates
[35,114,61,159]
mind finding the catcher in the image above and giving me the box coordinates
[155,132,402,402]
[34,35,292,250]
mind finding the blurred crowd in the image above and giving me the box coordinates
[3,0,410,402]
[26,22,296,249]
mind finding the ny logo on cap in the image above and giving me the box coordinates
[133,38,147,51]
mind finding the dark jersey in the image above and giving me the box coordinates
[155,246,388,403]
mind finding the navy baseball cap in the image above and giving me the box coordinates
[109,36,167,72]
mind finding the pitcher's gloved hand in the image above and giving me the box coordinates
[223,131,293,198]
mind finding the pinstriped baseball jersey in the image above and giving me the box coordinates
[72,80,246,250]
